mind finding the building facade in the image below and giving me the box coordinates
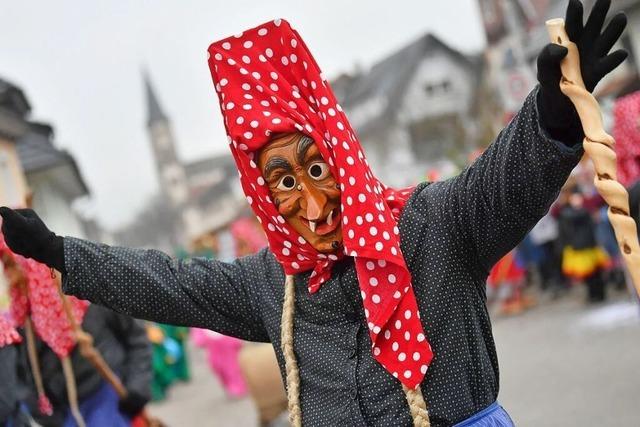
[334,33,486,187]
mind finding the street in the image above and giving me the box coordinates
[149,288,640,426]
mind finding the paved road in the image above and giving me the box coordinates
[496,291,640,426]
[149,288,640,426]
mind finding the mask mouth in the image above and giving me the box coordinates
[302,209,340,236]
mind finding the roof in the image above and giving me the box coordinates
[16,123,90,198]
[184,152,238,209]
[0,78,31,139]
[183,152,236,180]
[342,33,476,107]
[0,78,31,119]
[143,71,167,126]
[335,33,481,133]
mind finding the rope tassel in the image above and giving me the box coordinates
[546,19,640,298]
[281,274,302,427]
[403,385,431,427]
[280,274,431,426]
[61,356,86,427]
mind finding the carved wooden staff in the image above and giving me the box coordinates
[546,18,640,298]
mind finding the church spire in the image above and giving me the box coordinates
[143,69,167,127]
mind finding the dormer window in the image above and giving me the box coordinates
[424,80,452,96]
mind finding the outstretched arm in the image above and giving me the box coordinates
[0,207,271,342]
[62,237,271,341]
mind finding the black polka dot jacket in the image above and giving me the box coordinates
[62,88,582,426]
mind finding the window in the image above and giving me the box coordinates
[424,80,452,96]
[0,150,20,207]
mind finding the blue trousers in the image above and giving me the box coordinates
[63,381,131,427]
[454,402,514,427]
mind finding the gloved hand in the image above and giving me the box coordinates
[0,207,65,273]
[537,0,628,143]
[118,390,148,418]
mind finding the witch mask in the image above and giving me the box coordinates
[258,133,342,253]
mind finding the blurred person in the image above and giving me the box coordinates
[558,187,610,303]
[486,250,530,315]
[191,328,247,398]
[146,322,190,402]
[0,316,31,427]
[17,304,152,426]
[0,1,629,425]
[529,212,564,295]
[595,205,626,289]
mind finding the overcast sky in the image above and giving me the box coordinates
[1,0,486,230]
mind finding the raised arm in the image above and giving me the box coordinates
[408,0,627,273]
[0,207,271,342]
[414,87,583,273]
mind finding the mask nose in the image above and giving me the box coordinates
[299,182,327,221]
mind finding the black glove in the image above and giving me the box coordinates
[0,207,65,273]
[537,0,628,144]
[118,391,148,418]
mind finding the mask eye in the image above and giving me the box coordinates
[307,162,330,181]
[277,175,297,191]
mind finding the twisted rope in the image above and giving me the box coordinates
[281,274,302,427]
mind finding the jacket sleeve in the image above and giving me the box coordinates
[107,312,153,402]
[62,237,270,342]
[411,86,583,275]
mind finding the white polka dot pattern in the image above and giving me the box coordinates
[207,19,432,388]
[62,67,584,426]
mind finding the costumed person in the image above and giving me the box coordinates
[191,327,248,398]
[0,1,629,425]
[146,322,190,402]
[486,250,529,316]
[558,186,610,303]
[1,209,155,427]
[16,303,153,426]
[528,211,565,296]
[613,89,640,301]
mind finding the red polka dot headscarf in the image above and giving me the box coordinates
[207,19,432,389]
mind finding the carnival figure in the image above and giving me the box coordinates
[0,1,631,425]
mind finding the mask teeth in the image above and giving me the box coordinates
[327,210,333,226]
[309,220,317,233]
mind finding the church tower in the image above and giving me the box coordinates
[144,72,190,209]
[143,71,191,246]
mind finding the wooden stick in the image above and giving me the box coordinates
[546,19,640,298]
[53,270,129,399]
[23,318,48,406]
